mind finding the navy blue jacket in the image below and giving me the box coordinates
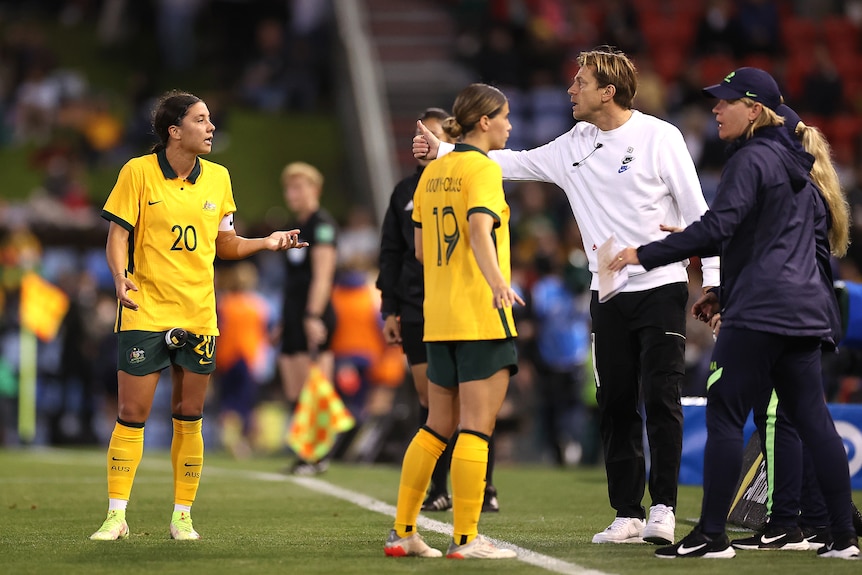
[638,125,838,343]
[375,167,425,324]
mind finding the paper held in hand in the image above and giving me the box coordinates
[597,234,629,303]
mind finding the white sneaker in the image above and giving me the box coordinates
[384,529,442,557]
[592,517,645,544]
[446,534,517,559]
[643,504,675,545]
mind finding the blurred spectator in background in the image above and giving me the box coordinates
[329,260,398,423]
[283,0,333,110]
[525,223,590,466]
[155,0,205,72]
[277,161,338,475]
[800,44,845,118]
[601,0,644,57]
[238,18,290,113]
[736,0,782,58]
[523,69,574,150]
[694,0,741,59]
[337,204,379,271]
[215,261,275,459]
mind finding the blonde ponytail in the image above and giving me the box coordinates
[798,123,850,257]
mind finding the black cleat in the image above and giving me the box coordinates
[853,502,862,537]
[482,485,499,513]
[816,533,860,559]
[421,492,452,512]
[731,524,809,550]
[801,525,832,550]
[655,526,736,559]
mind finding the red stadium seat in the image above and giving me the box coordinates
[782,51,815,100]
[824,115,862,165]
[741,54,774,75]
[698,54,737,85]
[652,50,686,83]
[822,16,860,55]
[781,17,820,55]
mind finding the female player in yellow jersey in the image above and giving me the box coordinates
[90,90,307,541]
[384,83,522,560]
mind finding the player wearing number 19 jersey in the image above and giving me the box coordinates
[101,150,236,335]
[385,84,518,560]
[412,143,517,342]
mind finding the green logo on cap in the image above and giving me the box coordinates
[745,90,758,98]
[723,71,735,83]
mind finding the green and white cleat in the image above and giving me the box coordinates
[89,510,129,541]
[170,511,201,540]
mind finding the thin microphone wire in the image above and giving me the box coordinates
[573,143,603,167]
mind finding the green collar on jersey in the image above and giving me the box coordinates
[454,143,488,156]
[156,149,201,183]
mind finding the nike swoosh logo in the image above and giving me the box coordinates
[148,200,163,205]
[184,462,202,467]
[745,91,757,98]
[622,157,633,164]
[676,542,707,555]
[112,457,133,461]
[760,534,785,544]
[199,359,213,365]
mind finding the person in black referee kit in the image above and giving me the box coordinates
[610,67,859,560]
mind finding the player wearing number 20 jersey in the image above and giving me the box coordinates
[101,150,237,335]
[412,143,517,342]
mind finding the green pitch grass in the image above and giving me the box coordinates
[0,448,858,575]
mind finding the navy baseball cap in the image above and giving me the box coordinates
[702,67,782,110]
[776,104,802,132]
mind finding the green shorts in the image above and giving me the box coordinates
[426,339,518,388]
[117,330,217,376]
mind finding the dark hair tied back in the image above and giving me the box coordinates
[150,90,202,153]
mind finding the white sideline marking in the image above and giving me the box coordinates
[233,469,614,575]
[17,450,614,575]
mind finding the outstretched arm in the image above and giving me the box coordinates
[215,228,307,260]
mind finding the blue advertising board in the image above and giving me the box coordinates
[680,400,862,489]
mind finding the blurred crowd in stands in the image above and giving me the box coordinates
[0,0,861,466]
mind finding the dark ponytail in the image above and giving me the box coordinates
[150,90,201,153]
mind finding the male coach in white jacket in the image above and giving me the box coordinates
[414,45,719,546]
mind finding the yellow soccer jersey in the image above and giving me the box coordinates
[413,144,517,341]
[101,151,237,335]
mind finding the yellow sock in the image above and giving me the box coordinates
[106,420,145,501]
[171,417,204,506]
[451,431,488,546]
[394,427,446,538]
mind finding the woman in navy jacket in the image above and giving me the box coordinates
[610,67,858,560]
